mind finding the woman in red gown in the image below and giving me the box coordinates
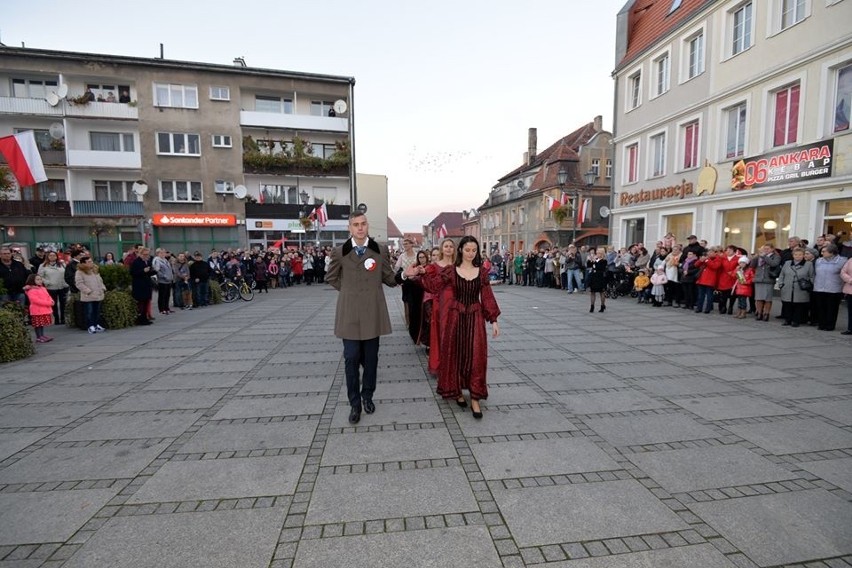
[409,236,500,419]
[427,239,458,375]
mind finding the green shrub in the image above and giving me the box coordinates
[0,277,7,296]
[99,264,131,291]
[66,292,80,328]
[102,290,137,329]
[209,280,223,304]
[0,308,34,362]
[1,300,27,324]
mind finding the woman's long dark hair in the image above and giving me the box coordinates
[455,236,482,267]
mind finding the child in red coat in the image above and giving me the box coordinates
[24,274,55,343]
[733,256,755,319]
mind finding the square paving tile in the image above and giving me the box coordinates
[128,454,306,503]
[556,390,669,414]
[330,400,441,427]
[62,507,285,568]
[307,466,476,524]
[532,373,624,391]
[322,429,456,466]
[627,445,797,493]
[457,407,577,437]
[335,380,435,400]
[0,441,170,484]
[763,354,838,370]
[514,361,599,375]
[110,390,226,412]
[253,362,339,378]
[689,489,852,566]
[54,368,163,385]
[144,373,247,390]
[0,489,118,545]
[800,457,852,493]
[0,403,100,428]
[238,377,333,396]
[797,400,852,425]
[6,385,133,405]
[700,365,795,381]
[726,418,852,454]
[584,414,718,446]
[212,395,327,419]
[673,395,798,420]
[294,525,500,568]
[57,411,203,442]
[472,438,620,479]
[183,421,317,454]
[169,360,258,374]
[484,385,547,405]
[0,432,48,462]
[493,479,687,547]
[601,362,687,378]
[635,376,738,397]
[792,366,852,384]
[540,544,736,567]
[742,379,848,400]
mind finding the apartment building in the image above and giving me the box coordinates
[610,0,852,250]
[0,46,357,256]
[478,118,612,255]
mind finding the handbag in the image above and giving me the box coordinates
[797,278,813,291]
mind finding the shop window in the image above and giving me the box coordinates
[664,213,694,243]
[822,198,852,237]
[722,204,790,251]
[624,218,645,247]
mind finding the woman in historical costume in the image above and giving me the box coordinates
[426,239,457,375]
[409,236,500,419]
[403,250,430,344]
[418,248,442,351]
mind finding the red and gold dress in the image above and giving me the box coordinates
[421,264,501,401]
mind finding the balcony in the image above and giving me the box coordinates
[0,149,65,167]
[72,200,144,217]
[67,150,141,169]
[243,152,349,177]
[245,202,351,220]
[0,97,138,120]
[240,111,348,132]
[0,200,72,217]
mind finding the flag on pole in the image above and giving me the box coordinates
[307,208,317,221]
[546,196,560,211]
[316,202,328,227]
[560,192,571,206]
[576,198,591,227]
[435,223,448,240]
[0,131,48,187]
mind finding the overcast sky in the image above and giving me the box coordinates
[2,0,625,231]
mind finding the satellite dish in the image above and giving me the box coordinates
[599,206,611,218]
[57,84,69,99]
[49,123,65,139]
[333,99,348,114]
[46,92,60,107]
[131,181,149,196]
[233,185,248,199]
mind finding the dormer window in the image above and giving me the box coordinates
[669,0,682,14]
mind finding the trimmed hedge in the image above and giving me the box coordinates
[99,264,131,291]
[0,304,34,362]
[66,290,137,330]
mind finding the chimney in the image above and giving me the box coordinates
[233,57,247,67]
[528,128,537,165]
[594,115,603,132]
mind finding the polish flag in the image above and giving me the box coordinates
[547,196,560,211]
[435,223,448,240]
[316,203,328,227]
[576,198,591,227]
[0,131,48,187]
[560,192,571,206]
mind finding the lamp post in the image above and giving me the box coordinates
[556,166,575,246]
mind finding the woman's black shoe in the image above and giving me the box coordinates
[589,305,595,313]
[456,397,467,408]
[599,305,606,313]
[471,401,483,419]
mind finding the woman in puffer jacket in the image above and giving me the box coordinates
[717,245,741,315]
[694,246,722,314]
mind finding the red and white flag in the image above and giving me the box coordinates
[0,131,48,187]
[435,223,448,240]
[316,203,328,227]
[560,192,571,206]
[546,196,560,211]
[576,198,591,227]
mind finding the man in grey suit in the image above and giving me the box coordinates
[325,212,398,424]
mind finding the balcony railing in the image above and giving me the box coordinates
[0,97,138,120]
[72,200,144,217]
[243,152,349,177]
[240,111,348,132]
[245,203,351,220]
[67,150,141,169]
[0,149,65,167]
[0,200,72,217]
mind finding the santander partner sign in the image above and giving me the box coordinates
[152,213,237,227]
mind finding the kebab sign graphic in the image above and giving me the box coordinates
[731,139,833,191]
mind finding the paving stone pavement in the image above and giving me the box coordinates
[0,284,850,567]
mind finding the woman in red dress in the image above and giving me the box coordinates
[427,239,458,375]
[418,247,441,350]
[409,236,501,419]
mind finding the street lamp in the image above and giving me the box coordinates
[556,166,577,245]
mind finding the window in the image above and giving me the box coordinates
[625,143,639,183]
[311,101,334,116]
[650,133,666,177]
[86,83,130,102]
[313,143,337,159]
[21,179,66,201]
[624,218,645,247]
[722,204,790,251]
[255,95,293,114]
[732,3,753,56]
[157,133,200,155]
[628,71,642,109]
[160,180,203,203]
[154,83,198,108]
[687,32,705,79]
[605,159,613,179]
[591,159,600,177]
[12,78,57,99]
[214,180,234,194]
[519,207,525,225]
[212,134,233,148]
[682,121,700,170]
[94,181,132,201]
[664,213,694,242]
[90,132,135,152]
[15,128,51,151]
[833,64,852,133]
[259,184,296,204]
[654,53,670,96]
[781,0,805,30]
[725,103,747,158]
[669,0,683,13]
[773,83,800,147]
[209,86,230,101]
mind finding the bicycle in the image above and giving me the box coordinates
[221,275,254,302]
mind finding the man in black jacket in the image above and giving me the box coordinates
[64,249,83,293]
[0,246,29,303]
[189,251,211,307]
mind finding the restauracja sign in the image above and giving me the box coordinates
[619,180,693,206]
[731,139,833,191]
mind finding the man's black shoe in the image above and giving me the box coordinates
[349,406,361,424]
[363,400,375,414]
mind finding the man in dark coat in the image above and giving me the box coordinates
[325,212,398,424]
[0,246,29,303]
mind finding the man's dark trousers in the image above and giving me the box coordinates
[343,337,380,408]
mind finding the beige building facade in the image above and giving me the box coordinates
[611,0,852,250]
